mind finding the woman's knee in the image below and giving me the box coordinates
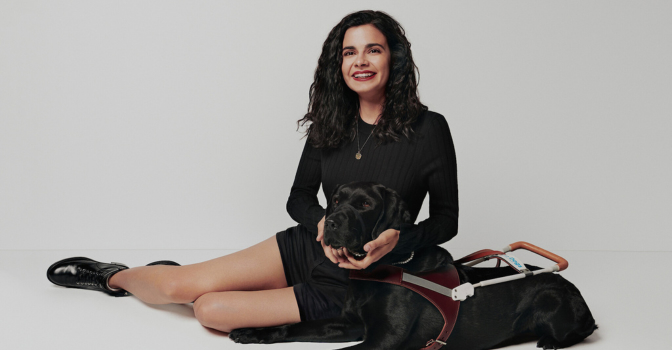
[158,269,202,303]
[193,292,236,332]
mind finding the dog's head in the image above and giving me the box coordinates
[323,182,411,260]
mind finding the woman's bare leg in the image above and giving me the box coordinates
[193,287,301,333]
[108,236,288,304]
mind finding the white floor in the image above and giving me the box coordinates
[1,249,668,349]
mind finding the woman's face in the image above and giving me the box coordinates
[341,24,391,102]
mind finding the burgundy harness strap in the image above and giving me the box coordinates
[350,265,460,349]
[453,249,531,272]
[453,249,505,265]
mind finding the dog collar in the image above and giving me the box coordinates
[391,251,415,265]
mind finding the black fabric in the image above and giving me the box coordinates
[276,225,347,321]
[292,283,342,322]
[284,110,459,307]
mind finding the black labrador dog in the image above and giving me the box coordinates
[230,182,597,349]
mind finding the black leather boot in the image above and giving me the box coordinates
[47,257,131,297]
[47,258,181,297]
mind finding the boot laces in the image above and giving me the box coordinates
[76,267,106,288]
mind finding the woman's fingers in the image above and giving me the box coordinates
[333,247,349,263]
[316,216,326,242]
[340,248,371,269]
[321,239,350,264]
[321,240,338,264]
[364,229,396,251]
[340,249,360,269]
[363,241,375,252]
[338,261,358,269]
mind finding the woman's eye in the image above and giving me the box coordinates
[369,48,380,54]
[343,51,354,56]
[362,201,370,208]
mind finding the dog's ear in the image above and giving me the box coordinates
[372,185,411,240]
[325,184,342,217]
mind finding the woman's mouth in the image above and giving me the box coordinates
[353,72,376,81]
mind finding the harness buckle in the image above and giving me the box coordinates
[426,339,447,347]
[451,282,475,301]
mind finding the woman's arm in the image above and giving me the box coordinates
[395,113,459,254]
[286,139,346,264]
[286,139,325,235]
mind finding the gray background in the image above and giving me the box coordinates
[1,0,670,253]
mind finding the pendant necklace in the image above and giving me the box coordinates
[356,116,375,160]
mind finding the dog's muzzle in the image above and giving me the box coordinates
[324,203,385,258]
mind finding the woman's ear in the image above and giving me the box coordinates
[325,184,342,217]
[372,185,411,239]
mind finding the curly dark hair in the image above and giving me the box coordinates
[297,10,427,149]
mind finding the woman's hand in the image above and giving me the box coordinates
[339,228,400,270]
[316,216,349,264]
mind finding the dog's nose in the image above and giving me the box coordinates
[325,219,338,230]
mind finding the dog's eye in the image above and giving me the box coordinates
[334,199,339,205]
[362,201,370,208]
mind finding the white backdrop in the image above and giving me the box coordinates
[1,0,670,252]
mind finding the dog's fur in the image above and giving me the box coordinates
[230,182,597,349]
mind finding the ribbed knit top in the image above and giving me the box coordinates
[286,110,459,254]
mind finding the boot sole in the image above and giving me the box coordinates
[146,260,181,266]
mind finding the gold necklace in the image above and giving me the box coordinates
[356,117,375,160]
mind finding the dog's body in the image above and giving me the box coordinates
[230,182,597,349]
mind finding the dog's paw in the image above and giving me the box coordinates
[230,327,288,344]
[229,328,267,344]
[536,336,562,349]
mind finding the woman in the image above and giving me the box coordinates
[46,10,458,334]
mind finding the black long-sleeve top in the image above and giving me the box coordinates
[286,110,459,255]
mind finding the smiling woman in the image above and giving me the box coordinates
[297,10,426,149]
[341,24,391,108]
[46,9,458,338]
[287,9,458,322]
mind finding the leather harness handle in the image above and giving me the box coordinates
[506,241,569,271]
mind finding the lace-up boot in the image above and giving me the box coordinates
[47,258,181,297]
[47,257,131,297]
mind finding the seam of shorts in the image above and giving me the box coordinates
[292,285,307,322]
[308,252,327,285]
[308,258,349,309]
[275,231,293,287]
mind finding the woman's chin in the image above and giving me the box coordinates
[346,84,385,100]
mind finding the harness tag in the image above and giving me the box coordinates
[498,253,528,272]
[451,283,474,301]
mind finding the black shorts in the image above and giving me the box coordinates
[276,224,350,322]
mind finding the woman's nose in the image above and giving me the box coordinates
[355,54,368,67]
